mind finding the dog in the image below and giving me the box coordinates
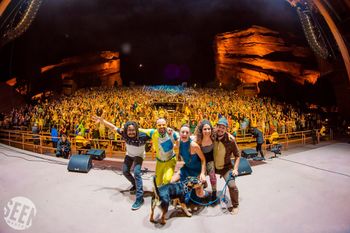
[150,176,203,225]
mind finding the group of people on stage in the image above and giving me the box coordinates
[93,116,241,215]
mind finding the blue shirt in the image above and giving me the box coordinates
[51,128,59,142]
[179,139,201,172]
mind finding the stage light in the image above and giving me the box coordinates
[121,43,131,54]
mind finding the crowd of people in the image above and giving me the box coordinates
[0,85,333,217]
[0,86,322,141]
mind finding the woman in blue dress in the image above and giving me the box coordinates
[171,124,206,197]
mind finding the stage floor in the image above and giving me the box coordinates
[1,142,350,233]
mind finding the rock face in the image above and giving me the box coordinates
[41,51,122,88]
[214,26,320,86]
[0,82,25,113]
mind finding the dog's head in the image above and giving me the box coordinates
[183,176,203,189]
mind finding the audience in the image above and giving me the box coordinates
[0,86,322,142]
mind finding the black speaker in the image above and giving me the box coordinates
[241,149,258,159]
[67,155,92,173]
[86,149,105,160]
[270,144,282,155]
[231,157,252,176]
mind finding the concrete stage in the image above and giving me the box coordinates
[0,142,350,233]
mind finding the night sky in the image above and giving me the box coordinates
[0,0,305,84]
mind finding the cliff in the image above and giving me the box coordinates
[214,26,320,86]
[41,51,122,87]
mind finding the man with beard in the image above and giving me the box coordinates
[93,116,150,210]
[140,118,179,186]
[213,117,241,215]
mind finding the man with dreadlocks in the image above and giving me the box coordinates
[93,116,151,210]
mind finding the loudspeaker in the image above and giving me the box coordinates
[231,157,252,176]
[241,149,258,159]
[67,155,92,173]
[270,144,282,155]
[86,149,105,160]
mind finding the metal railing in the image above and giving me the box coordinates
[0,128,332,159]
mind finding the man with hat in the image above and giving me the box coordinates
[213,117,241,215]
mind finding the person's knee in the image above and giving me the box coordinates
[163,177,171,184]
[133,166,142,177]
[228,180,238,190]
[162,174,172,185]
[122,170,130,177]
[122,165,130,175]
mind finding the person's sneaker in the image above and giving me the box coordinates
[230,207,239,215]
[131,198,144,210]
[129,186,136,194]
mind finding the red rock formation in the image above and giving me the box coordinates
[0,82,26,112]
[41,51,122,87]
[214,25,320,86]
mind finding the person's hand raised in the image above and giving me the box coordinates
[92,116,102,124]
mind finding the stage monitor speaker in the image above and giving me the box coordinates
[231,157,252,176]
[241,149,258,159]
[86,149,105,160]
[67,155,92,173]
[270,144,282,155]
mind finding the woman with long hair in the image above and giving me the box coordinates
[194,120,217,202]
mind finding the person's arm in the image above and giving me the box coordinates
[139,128,154,138]
[65,141,71,152]
[230,135,240,176]
[192,141,206,183]
[171,129,179,140]
[57,140,61,151]
[92,116,119,133]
